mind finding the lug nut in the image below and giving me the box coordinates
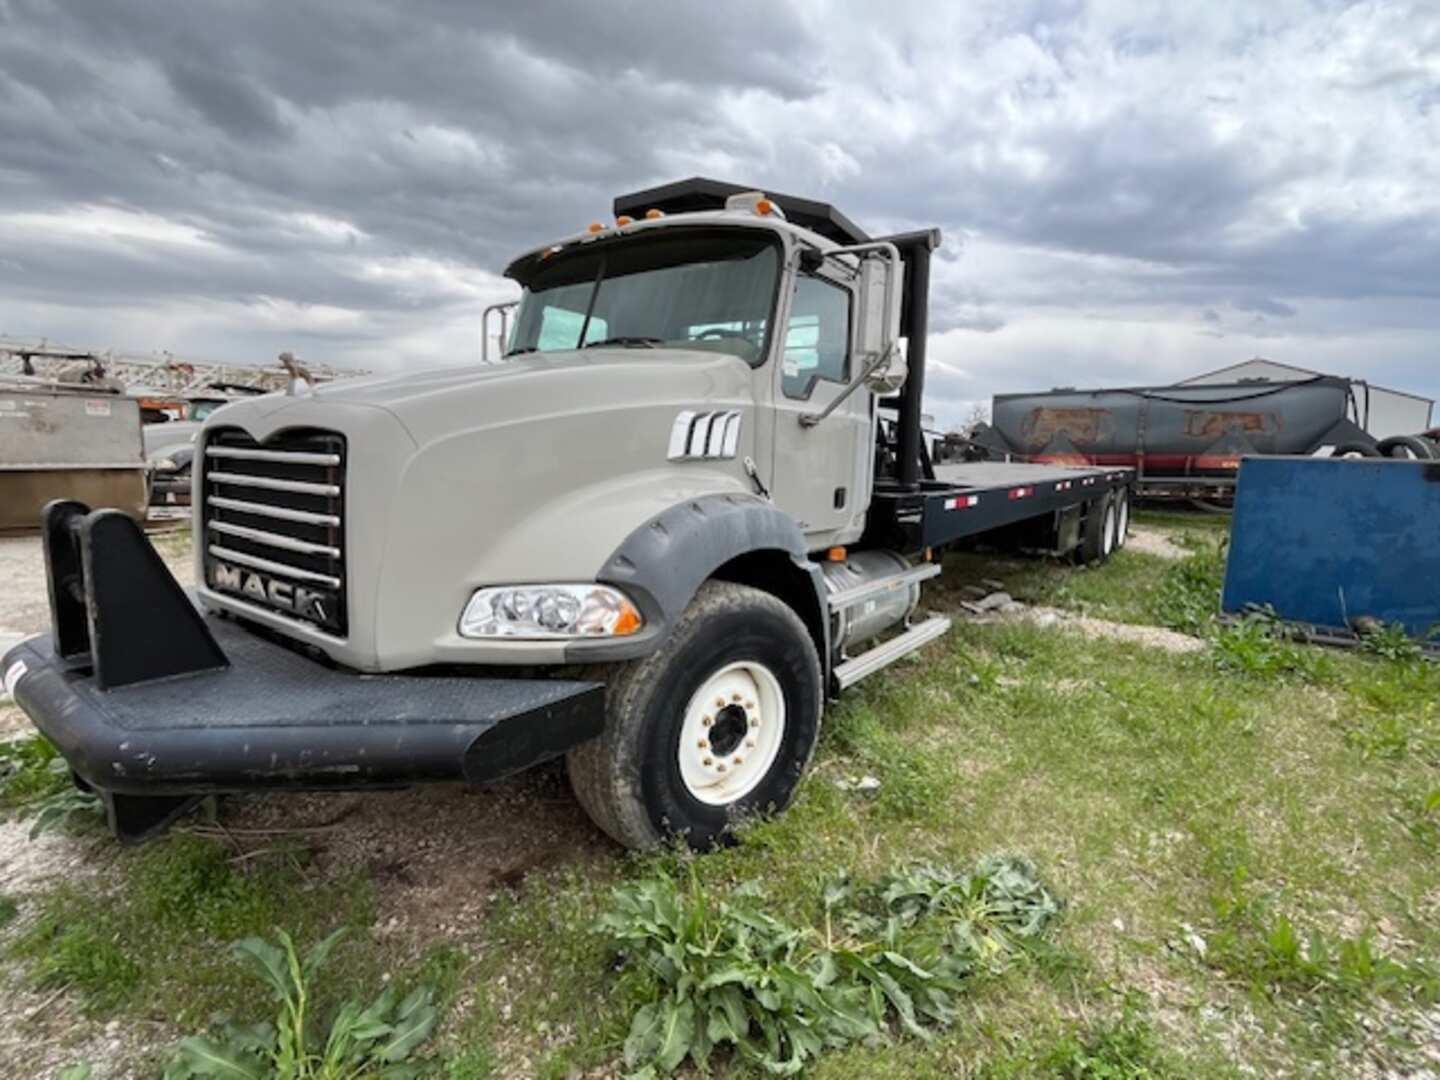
[715,697,725,708]
[717,763,727,772]
[745,700,756,710]
[733,756,743,765]
[698,739,708,749]
[731,692,742,703]
[702,716,712,727]
[746,739,756,748]
[749,718,759,728]
[703,756,713,766]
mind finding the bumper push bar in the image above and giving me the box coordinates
[1,501,605,842]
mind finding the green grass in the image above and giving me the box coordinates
[12,833,378,1027]
[9,528,1440,1077]
[0,733,70,810]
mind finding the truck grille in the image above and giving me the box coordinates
[200,427,347,636]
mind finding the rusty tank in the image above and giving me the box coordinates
[970,376,1375,495]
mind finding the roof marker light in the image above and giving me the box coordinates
[616,215,633,226]
[755,198,775,216]
[587,221,604,234]
[645,208,665,219]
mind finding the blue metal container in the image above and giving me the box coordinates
[1223,456,1440,639]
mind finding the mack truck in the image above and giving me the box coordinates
[2,178,1133,847]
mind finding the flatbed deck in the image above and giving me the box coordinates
[869,460,1134,551]
[931,461,1126,488]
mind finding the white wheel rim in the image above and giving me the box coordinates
[676,660,786,806]
[1102,503,1116,557]
[1117,495,1130,546]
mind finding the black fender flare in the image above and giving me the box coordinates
[564,493,830,672]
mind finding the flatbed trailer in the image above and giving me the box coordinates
[5,178,1132,846]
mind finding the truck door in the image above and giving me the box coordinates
[768,271,871,549]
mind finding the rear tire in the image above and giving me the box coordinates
[566,580,822,850]
[1078,492,1116,565]
[1113,488,1131,549]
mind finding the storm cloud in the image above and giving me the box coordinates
[1,0,1437,427]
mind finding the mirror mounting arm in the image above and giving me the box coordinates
[798,344,895,429]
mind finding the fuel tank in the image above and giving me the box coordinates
[821,550,920,652]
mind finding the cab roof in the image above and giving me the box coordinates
[613,177,870,246]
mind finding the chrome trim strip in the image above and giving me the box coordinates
[690,412,716,456]
[667,410,697,460]
[721,411,742,457]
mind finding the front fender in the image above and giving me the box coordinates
[573,493,829,666]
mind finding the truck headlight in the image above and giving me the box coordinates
[458,584,643,639]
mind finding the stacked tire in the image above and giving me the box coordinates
[1376,435,1438,460]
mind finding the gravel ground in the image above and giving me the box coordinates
[0,529,194,639]
[1125,526,1192,561]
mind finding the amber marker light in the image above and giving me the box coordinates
[645,208,665,219]
[754,198,775,216]
[612,604,643,636]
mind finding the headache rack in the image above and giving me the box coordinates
[199,427,348,635]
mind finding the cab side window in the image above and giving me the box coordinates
[782,276,851,399]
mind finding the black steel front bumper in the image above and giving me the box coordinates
[2,502,605,841]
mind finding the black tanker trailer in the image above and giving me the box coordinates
[964,376,1434,500]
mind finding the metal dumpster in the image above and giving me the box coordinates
[1222,456,1440,641]
[0,386,147,530]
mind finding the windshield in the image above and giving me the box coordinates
[507,230,780,364]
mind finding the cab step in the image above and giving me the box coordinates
[833,615,951,690]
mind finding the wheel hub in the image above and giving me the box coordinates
[677,661,786,806]
[709,704,748,756]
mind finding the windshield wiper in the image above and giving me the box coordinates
[503,346,540,357]
[583,336,663,349]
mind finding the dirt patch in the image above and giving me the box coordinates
[212,760,617,954]
[0,819,111,896]
[1125,527,1190,561]
[979,605,1207,654]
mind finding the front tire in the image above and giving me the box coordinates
[566,581,822,850]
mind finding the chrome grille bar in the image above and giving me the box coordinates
[209,520,342,559]
[207,495,340,527]
[207,545,343,588]
[208,471,341,496]
[206,446,342,466]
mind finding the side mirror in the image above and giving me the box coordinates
[863,343,908,395]
[858,254,905,393]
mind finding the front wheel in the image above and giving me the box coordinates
[566,580,822,850]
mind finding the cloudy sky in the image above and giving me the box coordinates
[1,0,1437,428]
